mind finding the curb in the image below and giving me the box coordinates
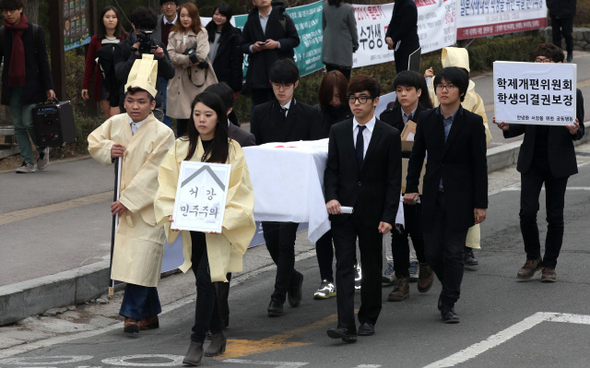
[1,122,588,326]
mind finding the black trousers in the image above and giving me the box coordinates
[331,214,382,331]
[423,192,468,303]
[197,255,231,328]
[391,202,427,277]
[394,44,420,74]
[190,232,223,343]
[520,164,569,269]
[262,221,301,303]
[315,230,334,282]
[324,63,351,81]
[551,17,574,54]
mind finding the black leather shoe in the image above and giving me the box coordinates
[267,299,283,317]
[567,52,573,62]
[441,309,460,324]
[287,271,304,307]
[357,322,375,336]
[464,247,478,267]
[327,327,357,343]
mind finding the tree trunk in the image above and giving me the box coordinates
[24,0,39,24]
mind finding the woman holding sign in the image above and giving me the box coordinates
[154,92,256,366]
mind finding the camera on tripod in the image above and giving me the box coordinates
[136,30,158,54]
[183,43,209,69]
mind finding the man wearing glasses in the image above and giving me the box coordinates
[324,75,401,342]
[495,43,584,283]
[251,59,323,317]
[405,67,488,324]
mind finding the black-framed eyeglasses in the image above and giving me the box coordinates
[435,84,457,91]
[271,82,294,89]
[535,57,553,63]
[348,95,373,104]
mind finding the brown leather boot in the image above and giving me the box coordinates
[417,263,434,293]
[139,315,159,330]
[123,317,139,334]
[388,276,410,301]
[183,341,204,366]
[204,331,227,357]
[517,258,542,280]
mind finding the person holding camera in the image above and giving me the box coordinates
[113,7,175,122]
[167,2,217,137]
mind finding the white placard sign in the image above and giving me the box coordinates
[493,61,577,126]
[172,161,231,233]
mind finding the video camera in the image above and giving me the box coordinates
[136,30,158,54]
[183,43,209,69]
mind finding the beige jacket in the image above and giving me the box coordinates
[88,113,175,287]
[166,28,218,119]
[154,138,256,282]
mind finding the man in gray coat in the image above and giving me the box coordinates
[321,0,358,81]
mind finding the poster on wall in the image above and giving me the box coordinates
[456,0,546,40]
[64,0,91,50]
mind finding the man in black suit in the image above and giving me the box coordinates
[405,67,488,324]
[251,59,323,317]
[495,43,584,283]
[385,0,420,74]
[324,75,402,342]
[379,70,434,302]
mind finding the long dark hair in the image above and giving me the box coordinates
[184,92,229,164]
[318,70,348,110]
[96,6,125,40]
[206,2,234,42]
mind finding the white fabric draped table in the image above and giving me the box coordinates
[243,139,331,244]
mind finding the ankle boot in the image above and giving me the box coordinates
[204,331,227,357]
[183,341,204,366]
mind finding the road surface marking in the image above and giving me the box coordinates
[223,359,308,367]
[424,312,590,368]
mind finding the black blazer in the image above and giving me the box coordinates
[251,99,324,145]
[407,106,488,232]
[240,2,300,90]
[209,25,243,93]
[228,124,256,147]
[503,89,585,178]
[324,118,402,227]
[0,23,53,105]
[316,104,353,138]
[385,0,419,51]
[380,103,427,157]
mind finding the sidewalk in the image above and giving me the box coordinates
[1,53,590,326]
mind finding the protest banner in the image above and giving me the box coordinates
[493,61,577,126]
[172,162,231,233]
[456,0,546,40]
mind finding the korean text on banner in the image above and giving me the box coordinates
[352,0,457,68]
[172,161,232,233]
[493,61,577,126]
[456,0,546,40]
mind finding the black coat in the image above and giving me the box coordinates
[324,118,402,227]
[240,2,300,90]
[407,106,488,232]
[113,33,175,109]
[316,104,353,138]
[503,88,585,178]
[379,103,427,157]
[385,0,419,49]
[209,25,243,93]
[547,0,576,19]
[228,124,256,147]
[251,99,324,145]
[0,23,53,105]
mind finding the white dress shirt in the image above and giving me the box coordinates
[129,115,149,135]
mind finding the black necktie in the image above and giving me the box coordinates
[279,107,288,124]
[356,125,366,168]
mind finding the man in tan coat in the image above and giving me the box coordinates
[88,55,175,334]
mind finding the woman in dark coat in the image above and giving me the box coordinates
[206,2,243,94]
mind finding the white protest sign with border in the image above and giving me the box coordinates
[493,61,577,126]
[172,161,231,233]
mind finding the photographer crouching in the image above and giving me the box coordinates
[114,7,175,122]
[166,2,217,137]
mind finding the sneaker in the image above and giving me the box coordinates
[464,247,479,267]
[517,258,542,280]
[15,162,36,173]
[409,261,419,281]
[382,262,395,285]
[354,263,362,290]
[541,267,556,282]
[314,280,336,299]
[37,147,49,171]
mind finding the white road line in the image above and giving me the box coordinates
[223,359,309,367]
[424,312,590,368]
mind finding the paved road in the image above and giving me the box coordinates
[1,147,589,367]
